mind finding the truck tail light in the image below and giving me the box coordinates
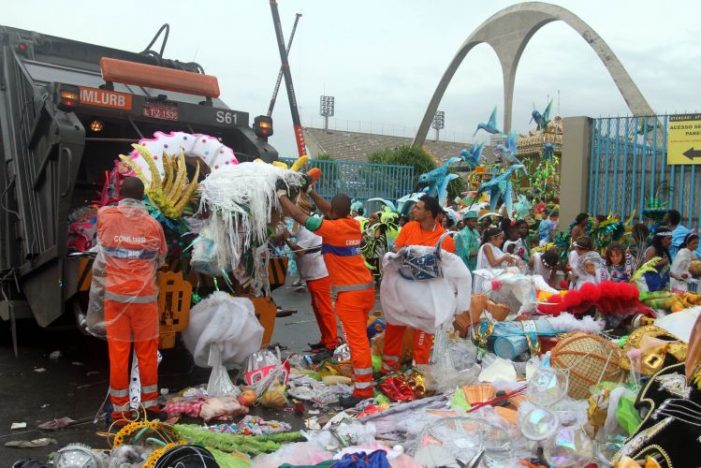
[254,115,273,139]
[57,85,80,110]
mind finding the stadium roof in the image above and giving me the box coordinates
[303,127,493,163]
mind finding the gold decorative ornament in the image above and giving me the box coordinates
[119,144,200,219]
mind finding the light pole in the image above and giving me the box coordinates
[432,110,445,142]
[320,95,335,132]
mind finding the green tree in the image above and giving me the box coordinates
[368,145,436,184]
[315,152,334,161]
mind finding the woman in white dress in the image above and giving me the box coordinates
[670,233,699,291]
[475,227,516,292]
[568,236,598,290]
[529,247,560,289]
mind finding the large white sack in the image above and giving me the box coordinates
[182,291,264,367]
[380,247,471,333]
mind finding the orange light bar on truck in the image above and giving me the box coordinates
[100,57,220,98]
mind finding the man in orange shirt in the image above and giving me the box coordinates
[92,177,167,421]
[277,182,375,408]
[381,195,455,374]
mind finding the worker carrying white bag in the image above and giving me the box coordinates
[380,233,472,334]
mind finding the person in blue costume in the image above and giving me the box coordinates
[664,209,691,262]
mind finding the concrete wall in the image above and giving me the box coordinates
[559,117,592,229]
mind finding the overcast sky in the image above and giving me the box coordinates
[4,0,701,156]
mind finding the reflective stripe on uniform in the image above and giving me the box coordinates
[104,292,158,303]
[112,402,131,412]
[321,244,361,257]
[354,367,373,376]
[141,385,158,394]
[142,399,158,408]
[382,354,399,362]
[103,246,159,260]
[331,281,375,295]
[354,381,375,389]
[110,387,129,398]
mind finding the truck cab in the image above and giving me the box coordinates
[0,25,278,330]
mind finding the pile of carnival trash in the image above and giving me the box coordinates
[29,275,701,467]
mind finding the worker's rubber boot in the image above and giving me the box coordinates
[310,348,334,364]
[307,341,325,351]
[338,394,366,409]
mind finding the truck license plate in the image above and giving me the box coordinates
[143,102,178,121]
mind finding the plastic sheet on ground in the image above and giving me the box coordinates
[412,411,525,468]
[418,326,480,393]
[251,441,333,468]
[288,375,353,405]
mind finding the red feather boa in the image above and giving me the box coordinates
[538,281,652,317]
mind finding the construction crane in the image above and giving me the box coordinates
[269,0,307,157]
[267,12,302,118]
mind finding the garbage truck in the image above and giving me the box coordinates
[0,25,283,346]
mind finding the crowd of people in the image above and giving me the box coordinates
[275,184,701,409]
[413,206,699,295]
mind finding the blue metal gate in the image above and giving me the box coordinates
[279,158,414,202]
[588,115,701,227]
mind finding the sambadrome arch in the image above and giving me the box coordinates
[412,2,655,147]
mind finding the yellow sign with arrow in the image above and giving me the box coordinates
[667,114,701,165]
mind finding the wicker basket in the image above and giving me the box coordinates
[486,301,510,321]
[550,333,625,399]
[469,294,489,324]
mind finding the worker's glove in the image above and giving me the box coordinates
[275,178,289,199]
[299,174,313,194]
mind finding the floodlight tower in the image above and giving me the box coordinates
[432,110,445,142]
[320,95,335,132]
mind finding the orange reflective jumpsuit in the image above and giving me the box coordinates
[381,221,455,372]
[306,216,375,398]
[96,199,167,418]
[306,276,337,349]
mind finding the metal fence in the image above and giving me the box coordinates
[588,115,701,227]
[279,158,414,202]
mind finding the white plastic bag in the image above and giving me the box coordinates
[380,247,471,333]
[206,345,241,397]
[182,292,264,367]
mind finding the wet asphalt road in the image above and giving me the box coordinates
[0,281,328,465]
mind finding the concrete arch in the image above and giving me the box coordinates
[412,2,654,147]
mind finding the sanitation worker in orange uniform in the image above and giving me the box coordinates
[277,181,375,408]
[93,177,167,420]
[380,194,455,374]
